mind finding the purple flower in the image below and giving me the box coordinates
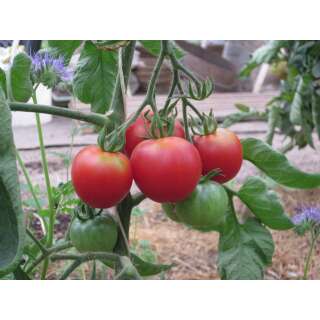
[292,206,320,226]
[31,51,73,87]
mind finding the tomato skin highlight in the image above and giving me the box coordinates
[124,113,185,157]
[70,214,118,253]
[193,128,243,183]
[71,146,133,208]
[130,137,202,203]
[163,180,229,232]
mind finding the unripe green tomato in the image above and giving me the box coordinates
[162,181,229,232]
[70,214,118,253]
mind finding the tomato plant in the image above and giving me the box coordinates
[130,136,202,202]
[71,145,133,208]
[225,41,320,153]
[1,40,320,280]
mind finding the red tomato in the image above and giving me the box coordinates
[71,146,133,208]
[124,113,185,157]
[193,128,243,183]
[130,137,202,203]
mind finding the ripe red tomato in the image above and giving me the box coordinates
[124,112,185,157]
[193,128,243,183]
[71,146,133,208]
[130,137,202,203]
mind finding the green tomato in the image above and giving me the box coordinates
[70,214,118,253]
[162,181,229,232]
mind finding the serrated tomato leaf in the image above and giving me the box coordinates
[73,41,118,114]
[238,177,294,230]
[242,138,320,189]
[0,89,25,277]
[10,53,33,102]
[218,215,274,280]
[131,253,171,276]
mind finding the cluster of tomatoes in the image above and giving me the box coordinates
[71,110,243,233]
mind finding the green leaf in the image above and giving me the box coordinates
[0,89,25,277]
[242,137,320,189]
[73,41,118,114]
[222,110,263,128]
[238,177,294,230]
[289,76,304,125]
[0,67,6,97]
[140,40,184,59]
[265,105,281,145]
[312,94,320,139]
[235,103,250,112]
[48,40,82,64]
[240,41,285,77]
[218,215,274,280]
[131,253,171,277]
[10,53,33,102]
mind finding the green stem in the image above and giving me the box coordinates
[182,101,191,142]
[51,252,121,280]
[303,234,317,280]
[114,194,134,256]
[16,149,42,211]
[26,229,47,253]
[162,70,178,114]
[167,41,201,87]
[9,102,108,127]
[26,241,72,274]
[32,91,56,280]
[143,40,167,110]
[110,41,137,124]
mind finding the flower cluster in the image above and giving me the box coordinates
[292,206,320,236]
[292,206,320,225]
[31,51,73,88]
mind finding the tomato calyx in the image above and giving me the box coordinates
[98,124,126,152]
[199,168,222,183]
[75,203,103,222]
[190,109,218,136]
[138,107,181,140]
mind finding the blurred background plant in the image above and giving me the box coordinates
[240,40,320,152]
